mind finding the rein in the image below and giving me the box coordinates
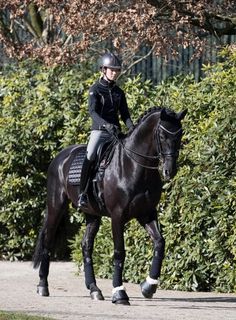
[123,142,160,160]
[113,123,182,170]
[120,141,161,169]
[111,134,160,170]
[122,146,161,170]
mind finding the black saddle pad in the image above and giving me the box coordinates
[67,139,116,187]
[68,146,86,186]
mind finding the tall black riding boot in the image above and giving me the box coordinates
[78,157,93,208]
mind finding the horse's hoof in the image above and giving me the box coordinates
[90,290,105,300]
[140,280,157,299]
[89,283,104,300]
[113,299,130,305]
[37,285,49,296]
[112,290,130,305]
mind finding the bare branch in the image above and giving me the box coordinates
[120,45,156,77]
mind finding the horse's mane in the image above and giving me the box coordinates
[125,106,162,138]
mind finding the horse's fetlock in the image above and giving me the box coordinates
[39,279,48,287]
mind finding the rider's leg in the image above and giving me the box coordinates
[78,130,109,208]
[78,156,93,207]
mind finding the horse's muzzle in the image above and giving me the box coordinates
[162,158,177,180]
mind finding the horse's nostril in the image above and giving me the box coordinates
[164,168,170,176]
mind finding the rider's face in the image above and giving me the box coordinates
[105,67,121,81]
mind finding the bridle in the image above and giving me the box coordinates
[156,125,182,158]
[114,122,182,170]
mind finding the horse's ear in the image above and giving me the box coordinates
[160,108,169,121]
[177,109,187,120]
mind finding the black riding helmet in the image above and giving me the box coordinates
[100,53,122,70]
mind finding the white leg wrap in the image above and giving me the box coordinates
[112,285,126,294]
[146,276,159,285]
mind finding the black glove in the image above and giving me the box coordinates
[103,123,117,135]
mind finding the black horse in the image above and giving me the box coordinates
[33,107,187,305]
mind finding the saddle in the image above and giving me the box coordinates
[68,139,117,211]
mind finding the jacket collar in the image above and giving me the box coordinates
[99,77,115,88]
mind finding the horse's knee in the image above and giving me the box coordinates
[154,237,165,258]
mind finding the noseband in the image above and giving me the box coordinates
[115,122,182,170]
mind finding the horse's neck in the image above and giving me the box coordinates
[126,113,159,154]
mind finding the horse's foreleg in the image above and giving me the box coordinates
[111,217,129,305]
[140,219,165,298]
[81,214,104,300]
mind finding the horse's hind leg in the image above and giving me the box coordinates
[37,249,50,296]
[138,214,165,298]
[33,222,50,296]
[81,214,104,300]
[34,198,68,296]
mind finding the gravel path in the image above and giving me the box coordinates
[0,261,235,320]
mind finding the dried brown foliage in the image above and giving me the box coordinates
[0,0,235,65]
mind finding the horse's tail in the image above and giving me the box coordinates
[32,209,48,269]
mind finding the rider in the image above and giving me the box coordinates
[78,52,134,208]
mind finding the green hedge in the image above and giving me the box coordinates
[0,50,235,292]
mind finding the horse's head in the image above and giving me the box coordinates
[157,108,187,180]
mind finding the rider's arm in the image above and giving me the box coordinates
[88,88,107,128]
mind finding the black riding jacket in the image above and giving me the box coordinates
[88,77,132,130]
